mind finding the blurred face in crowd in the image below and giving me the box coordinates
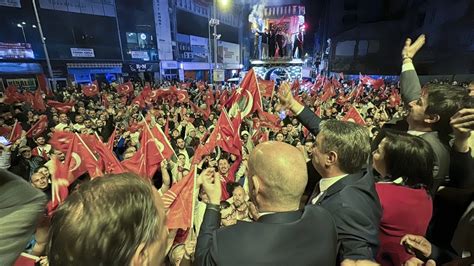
[96,120,104,128]
[304,141,313,155]
[84,120,92,128]
[53,150,66,161]
[189,130,196,138]
[36,136,46,145]
[366,117,374,127]
[59,113,69,124]
[291,118,298,126]
[233,187,246,208]
[89,110,97,118]
[31,173,48,190]
[177,154,186,167]
[21,149,32,159]
[275,133,284,142]
[75,115,84,124]
[27,111,34,119]
[221,206,237,227]
[78,106,86,115]
[172,129,180,138]
[198,125,206,133]
[372,138,387,177]
[218,159,230,176]
[281,127,288,135]
[37,166,50,179]
[99,114,107,121]
[52,115,59,123]
[176,138,186,149]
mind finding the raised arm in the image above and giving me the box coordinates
[400,34,425,105]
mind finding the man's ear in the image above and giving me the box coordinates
[130,243,148,266]
[326,151,338,167]
[251,175,260,196]
[424,114,440,124]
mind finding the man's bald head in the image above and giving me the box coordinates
[248,141,307,212]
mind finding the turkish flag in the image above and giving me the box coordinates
[47,100,75,113]
[291,79,300,93]
[342,106,366,125]
[50,132,102,179]
[258,78,275,98]
[0,126,11,138]
[209,111,240,156]
[315,106,321,117]
[226,69,263,118]
[82,81,100,97]
[32,88,46,112]
[320,82,336,102]
[14,253,38,266]
[4,85,23,104]
[205,89,215,107]
[162,167,196,229]
[93,137,125,175]
[116,81,134,95]
[132,94,146,109]
[106,127,116,150]
[219,91,229,106]
[257,110,281,130]
[36,74,53,96]
[23,92,35,107]
[359,74,384,90]
[122,127,164,179]
[176,90,189,103]
[9,121,23,143]
[150,125,175,160]
[26,115,48,138]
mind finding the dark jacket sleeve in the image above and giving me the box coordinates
[449,149,474,188]
[0,170,47,265]
[296,106,323,136]
[195,207,221,266]
[400,67,422,105]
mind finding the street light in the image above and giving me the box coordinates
[32,25,37,28]
[21,21,26,25]
[32,0,55,91]
[17,23,27,43]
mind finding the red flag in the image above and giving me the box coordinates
[82,81,100,97]
[131,93,146,108]
[0,126,11,138]
[162,167,196,229]
[315,107,321,117]
[388,89,402,108]
[47,100,75,113]
[150,125,175,160]
[4,85,23,104]
[257,110,281,130]
[205,89,215,108]
[210,111,240,156]
[258,79,275,98]
[176,89,189,103]
[342,106,366,125]
[121,127,164,179]
[291,79,300,93]
[32,88,46,112]
[93,137,125,175]
[14,253,38,266]
[106,127,117,150]
[9,121,23,143]
[320,82,336,102]
[26,115,48,138]
[226,69,263,118]
[164,119,170,139]
[360,74,384,90]
[116,81,134,95]
[219,91,229,106]
[36,74,53,96]
[23,92,35,107]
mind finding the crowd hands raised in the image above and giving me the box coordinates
[0,34,473,266]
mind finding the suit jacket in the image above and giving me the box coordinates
[297,107,382,260]
[195,205,338,266]
[0,170,47,265]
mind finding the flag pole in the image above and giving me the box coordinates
[140,113,165,159]
[189,165,198,237]
[74,133,99,161]
[9,120,17,141]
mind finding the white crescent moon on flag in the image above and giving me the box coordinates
[177,93,185,102]
[69,152,82,172]
[241,90,254,117]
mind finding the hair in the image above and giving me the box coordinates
[48,173,161,266]
[220,200,232,209]
[382,131,434,190]
[318,120,371,174]
[226,182,242,196]
[425,83,470,143]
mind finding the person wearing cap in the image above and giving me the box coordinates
[10,145,46,181]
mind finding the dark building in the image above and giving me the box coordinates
[316,0,474,75]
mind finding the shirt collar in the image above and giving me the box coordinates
[320,174,348,192]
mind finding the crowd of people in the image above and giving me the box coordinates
[0,34,473,266]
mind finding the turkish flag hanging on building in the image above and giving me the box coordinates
[26,115,48,138]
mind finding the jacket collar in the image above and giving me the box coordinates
[316,171,367,204]
[255,209,303,224]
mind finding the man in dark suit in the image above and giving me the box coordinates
[195,141,338,265]
[278,83,382,262]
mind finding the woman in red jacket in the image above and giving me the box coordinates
[373,131,434,266]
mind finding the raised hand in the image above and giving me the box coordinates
[450,108,474,152]
[200,168,221,205]
[400,234,432,258]
[402,34,425,60]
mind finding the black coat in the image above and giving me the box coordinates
[195,205,338,265]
